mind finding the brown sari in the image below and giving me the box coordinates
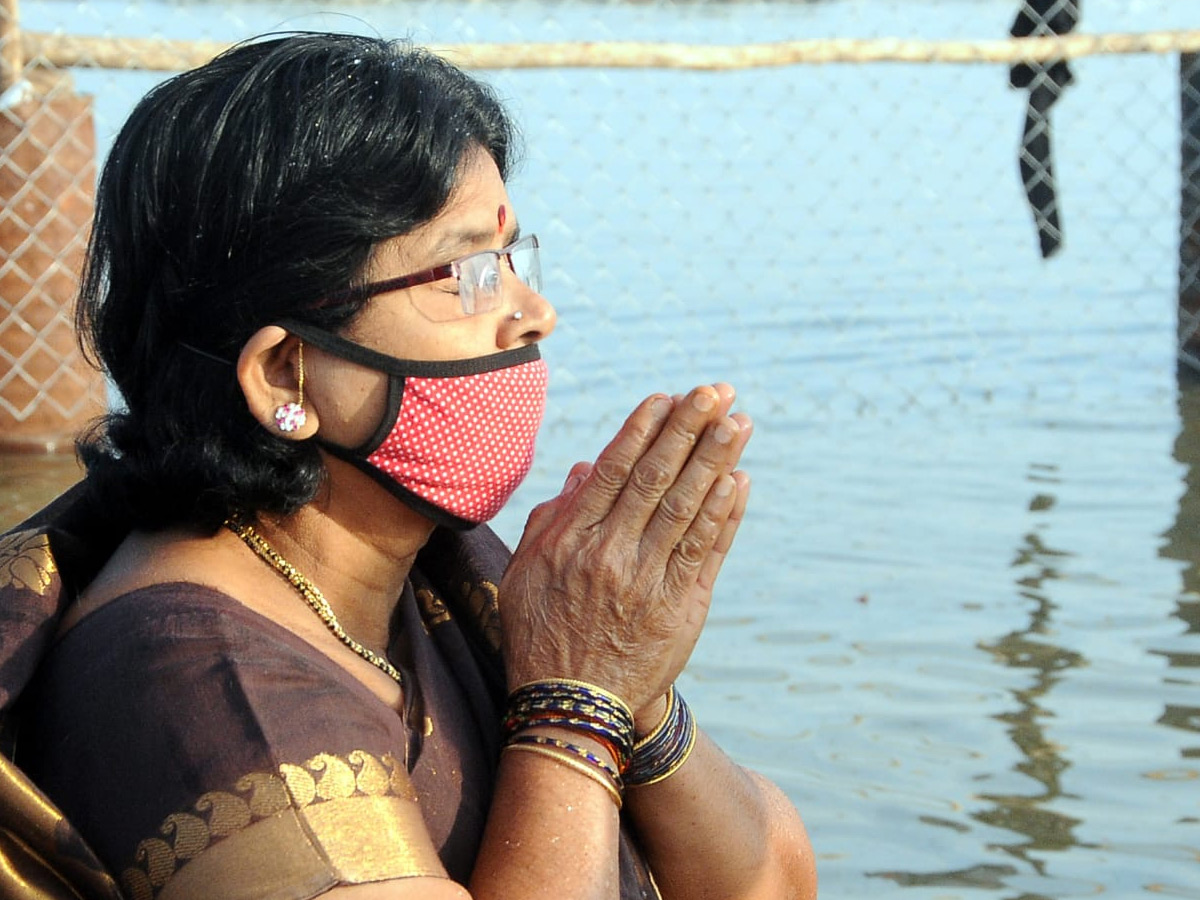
[0,483,658,900]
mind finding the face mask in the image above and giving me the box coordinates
[279,320,547,529]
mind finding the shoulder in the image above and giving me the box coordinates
[25,581,435,899]
[43,579,399,742]
[60,524,249,632]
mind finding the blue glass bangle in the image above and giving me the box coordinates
[626,686,697,787]
[504,679,636,772]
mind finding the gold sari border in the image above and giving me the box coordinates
[122,750,443,900]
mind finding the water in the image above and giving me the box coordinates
[5,0,1200,895]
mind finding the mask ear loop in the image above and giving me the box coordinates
[273,339,308,433]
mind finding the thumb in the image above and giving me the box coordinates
[512,461,593,552]
[561,461,593,496]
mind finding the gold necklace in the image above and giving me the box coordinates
[225,515,404,686]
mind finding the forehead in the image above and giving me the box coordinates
[372,150,513,273]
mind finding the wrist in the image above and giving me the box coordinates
[634,693,671,739]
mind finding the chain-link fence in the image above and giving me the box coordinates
[2,0,1200,448]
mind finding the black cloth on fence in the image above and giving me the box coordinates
[1008,0,1081,258]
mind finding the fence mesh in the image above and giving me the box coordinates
[2,2,1199,442]
[0,62,102,448]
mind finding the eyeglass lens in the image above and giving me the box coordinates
[456,236,541,316]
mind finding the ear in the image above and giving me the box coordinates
[237,326,319,439]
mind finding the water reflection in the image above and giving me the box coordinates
[872,862,1017,891]
[870,466,1086,895]
[1156,368,1200,760]
[973,499,1084,864]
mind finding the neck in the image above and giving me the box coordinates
[245,454,437,655]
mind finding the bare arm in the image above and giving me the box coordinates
[625,730,817,900]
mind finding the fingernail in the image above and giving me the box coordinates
[564,472,584,493]
[651,396,672,418]
[714,421,737,444]
[692,390,715,412]
[715,476,734,498]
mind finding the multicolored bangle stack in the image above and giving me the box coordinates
[502,679,698,807]
[502,679,634,808]
[626,684,697,787]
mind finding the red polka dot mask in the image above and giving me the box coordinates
[278,321,547,529]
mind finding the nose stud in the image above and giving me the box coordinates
[512,310,524,321]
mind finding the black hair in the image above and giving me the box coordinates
[75,32,518,531]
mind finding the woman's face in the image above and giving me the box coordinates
[304,147,557,450]
[344,146,556,360]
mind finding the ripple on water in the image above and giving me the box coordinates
[685,664,789,684]
[753,629,833,645]
[1146,885,1200,899]
[1142,768,1200,781]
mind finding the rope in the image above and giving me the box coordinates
[15,28,1200,74]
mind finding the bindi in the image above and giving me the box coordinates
[497,204,507,231]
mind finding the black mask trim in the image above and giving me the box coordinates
[275,318,540,378]
[352,371,406,457]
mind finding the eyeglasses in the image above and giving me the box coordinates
[328,234,541,318]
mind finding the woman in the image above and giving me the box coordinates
[0,33,816,900]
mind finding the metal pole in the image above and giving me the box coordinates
[1180,53,1200,368]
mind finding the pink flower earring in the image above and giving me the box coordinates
[274,340,308,433]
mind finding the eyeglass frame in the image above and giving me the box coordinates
[317,234,541,317]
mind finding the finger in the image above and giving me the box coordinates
[712,382,736,414]
[569,394,675,525]
[669,383,735,415]
[639,412,743,558]
[694,470,751,595]
[716,411,753,475]
[608,385,727,533]
[562,460,594,495]
[662,472,740,601]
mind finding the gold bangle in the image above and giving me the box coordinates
[503,742,624,809]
